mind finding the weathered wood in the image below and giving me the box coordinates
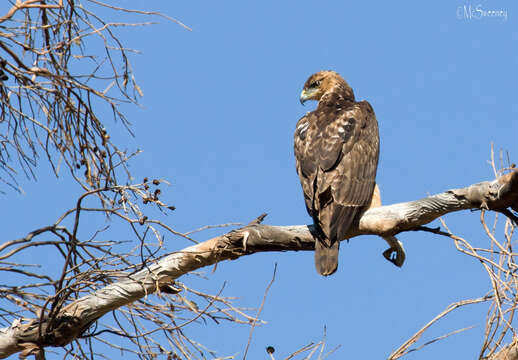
[490,337,518,360]
[1,171,518,359]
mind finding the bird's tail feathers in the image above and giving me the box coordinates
[314,238,339,276]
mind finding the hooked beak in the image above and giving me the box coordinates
[299,88,317,105]
[299,89,309,105]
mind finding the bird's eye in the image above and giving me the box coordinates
[310,80,320,88]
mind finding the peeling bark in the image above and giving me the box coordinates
[1,171,518,359]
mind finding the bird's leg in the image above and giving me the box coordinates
[381,235,405,267]
[367,185,405,267]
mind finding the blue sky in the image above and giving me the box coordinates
[3,1,518,359]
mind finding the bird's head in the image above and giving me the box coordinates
[299,70,354,105]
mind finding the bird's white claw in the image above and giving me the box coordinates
[382,235,405,267]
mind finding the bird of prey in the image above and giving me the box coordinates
[294,71,380,276]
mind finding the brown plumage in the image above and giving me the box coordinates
[294,71,379,276]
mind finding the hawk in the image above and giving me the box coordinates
[294,71,380,276]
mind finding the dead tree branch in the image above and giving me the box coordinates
[0,1,188,195]
[1,171,518,358]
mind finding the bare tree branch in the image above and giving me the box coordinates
[1,171,517,359]
[0,0,188,195]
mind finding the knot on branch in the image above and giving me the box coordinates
[220,214,269,258]
[14,315,84,359]
[449,170,518,212]
[45,315,83,347]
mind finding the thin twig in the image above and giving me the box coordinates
[243,263,277,360]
